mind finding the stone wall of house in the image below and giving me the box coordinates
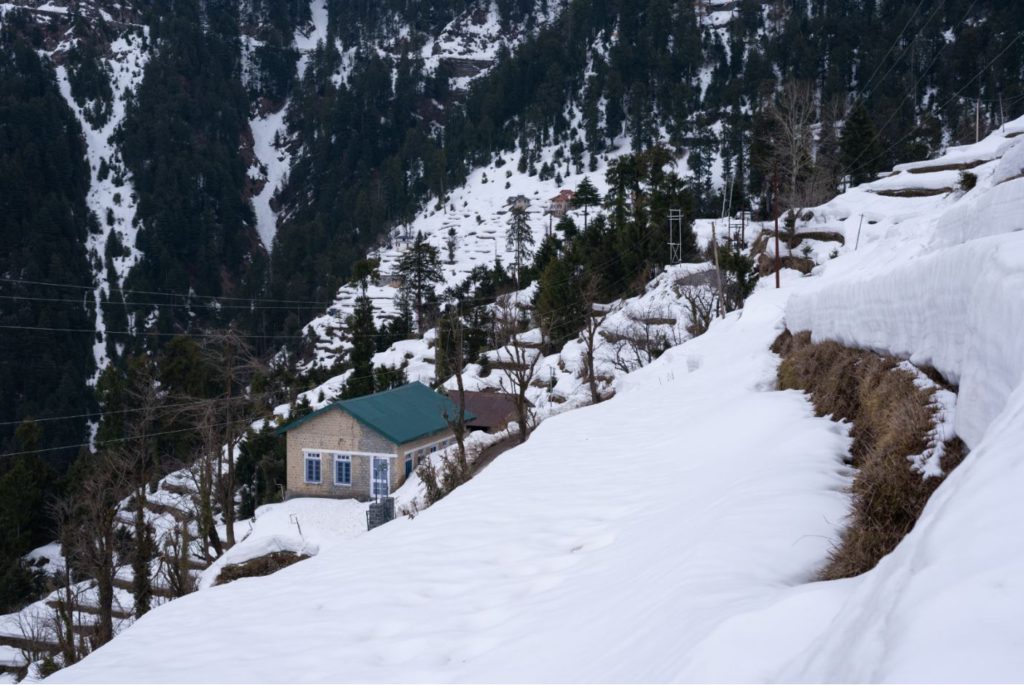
[284,408,457,499]
[394,430,457,491]
[285,409,396,500]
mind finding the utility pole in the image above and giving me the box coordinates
[1000,89,1006,133]
[976,97,981,144]
[668,208,683,264]
[773,174,781,289]
[711,222,727,317]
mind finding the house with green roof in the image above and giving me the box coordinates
[276,382,474,500]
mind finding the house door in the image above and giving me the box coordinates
[372,457,390,499]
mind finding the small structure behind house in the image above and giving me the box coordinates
[276,382,475,501]
[446,390,525,433]
[506,194,531,210]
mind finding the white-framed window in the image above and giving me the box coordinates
[304,451,322,484]
[334,454,351,486]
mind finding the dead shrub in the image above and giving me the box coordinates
[774,330,968,580]
[416,443,481,507]
[214,552,310,586]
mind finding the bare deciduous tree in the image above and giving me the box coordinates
[494,296,541,444]
[763,81,816,210]
[196,328,267,549]
[159,521,197,599]
[604,304,673,374]
[180,403,225,562]
[760,81,846,213]
[54,448,131,648]
[16,604,62,667]
[122,363,162,619]
[579,277,612,405]
[440,308,469,475]
[680,285,718,338]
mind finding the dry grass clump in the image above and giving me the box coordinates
[774,330,967,579]
[214,551,310,586]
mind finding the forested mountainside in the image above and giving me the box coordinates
[1,0,1023,623]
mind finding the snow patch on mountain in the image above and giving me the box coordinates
[51,29,149,383]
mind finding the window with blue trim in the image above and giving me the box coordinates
[304,452,321,484]
[334,454,351,486]
[404,455,413,478]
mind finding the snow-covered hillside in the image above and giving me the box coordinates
[48,271,855,683]
[245,0,569,253]
[46,116,1024,682]
[300,137,638,371]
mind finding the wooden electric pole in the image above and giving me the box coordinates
[773,174,781,289]
[711,222,727,317]
[976,98,981,144]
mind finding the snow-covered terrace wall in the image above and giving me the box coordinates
[787,233,1024,449]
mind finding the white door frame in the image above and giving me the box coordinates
[371,456,390,498]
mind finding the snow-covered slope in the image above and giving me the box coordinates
[246,0,569,253]
[301,138,636,369]
[48,272,853,683]
[45,120,1024,684]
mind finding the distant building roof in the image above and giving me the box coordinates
[549,189,575,202]
[447,390,526,430]
[276,382,475,445]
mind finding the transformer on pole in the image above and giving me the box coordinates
[668,208,684,264]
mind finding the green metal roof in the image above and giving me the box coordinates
[275,381,475,445]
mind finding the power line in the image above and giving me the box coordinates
[0,414,263,460]
[0,323,309,340]
[840,0,985,176]
[858,0,930,97]
[860,0,945,105]
[0,393,282,428]
[0,292,329,311]
[854,28,1023,176]
[0,248,638,327]
[0,276,338,307]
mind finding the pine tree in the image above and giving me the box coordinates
[505,205,535,286]
[532,234,562,276]
[351,258,380,294]
[841,102,886,186]
[343,295,377,398]
[555,215,578,241]
[396,232,444,333]
[380,290,415,350]
[571,177,600,231]
[446,227,458,264]
[534,257,585,350]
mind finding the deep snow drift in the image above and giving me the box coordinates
[49,275,854,683]
[49,121,1024,682]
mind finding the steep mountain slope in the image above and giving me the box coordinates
[3,0,1023,452]
[46,118,1024,683]
[3,0,1024,670]
[48,277,855,683]
[0,23,98,461]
